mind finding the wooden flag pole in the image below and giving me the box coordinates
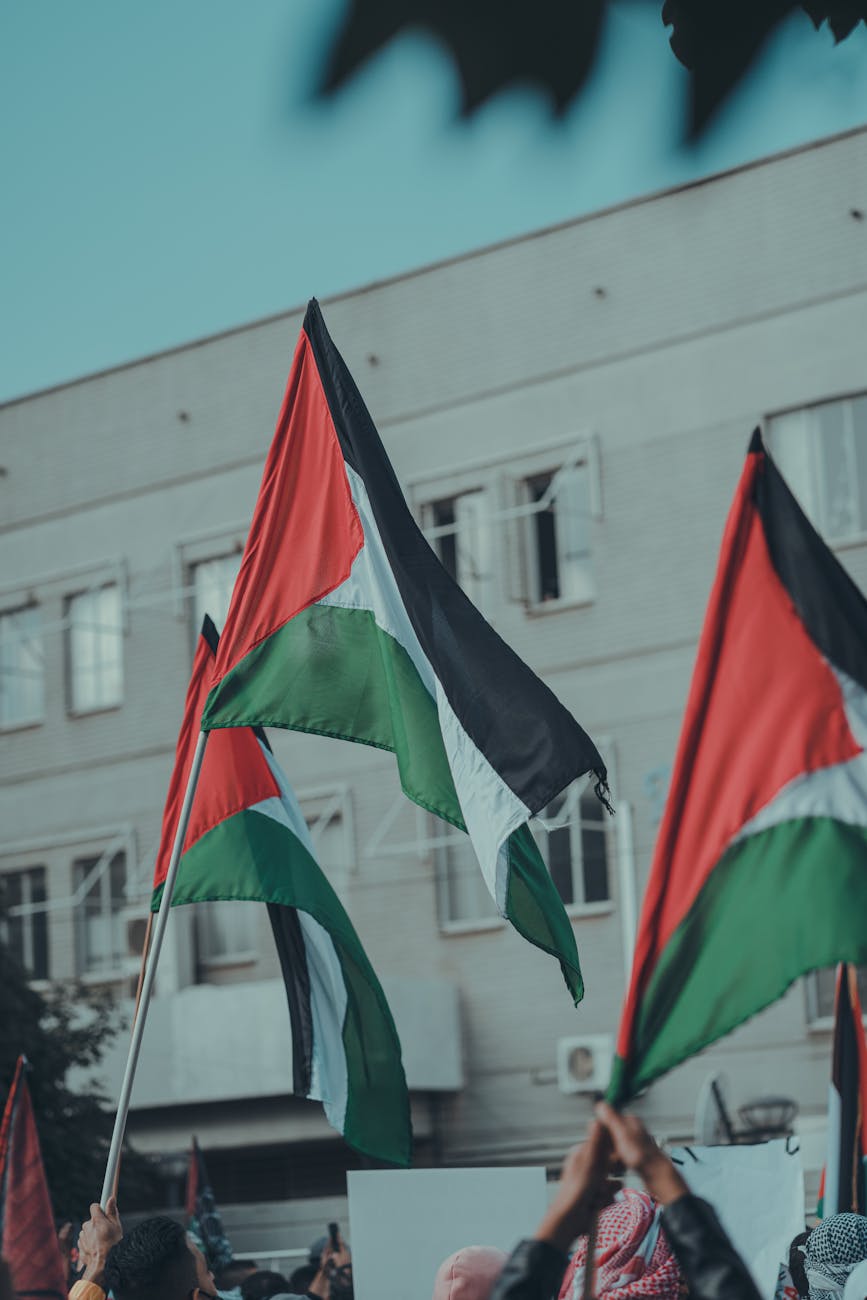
[109,910,154,1202]
[100,731,209,1208]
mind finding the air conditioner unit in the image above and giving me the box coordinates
[556,1034,614,1095]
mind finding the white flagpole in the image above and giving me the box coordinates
[100,730,209,1207]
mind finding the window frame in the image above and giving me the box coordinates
[409,432,602,618]
[434,738,616,934]
[65,581,125,716]
[73,846,130,980]
[420,487,495,613]
[172,522,248,646]
[534,783,615,917]
[804,966,867,1032]
[188,551,244,642]
[0,603,45,733]
[518,459,597,613]
[195,901,261,969]
[765,392,867,550]
[0,865,50,981]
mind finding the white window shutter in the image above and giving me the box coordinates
[553,465,593,602]
[454,490,492,612]
[499,474,531,604]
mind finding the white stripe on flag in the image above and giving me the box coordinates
[321,464,531,907]
[252,745,350,1132]
[732,669,867,848]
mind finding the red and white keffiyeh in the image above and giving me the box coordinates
[558,1190,682,1300]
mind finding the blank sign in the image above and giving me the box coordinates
[348,1166,547,1300]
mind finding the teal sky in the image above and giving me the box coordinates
[1,2,866,403]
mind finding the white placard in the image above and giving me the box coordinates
[668,1139,805,1300]
[347,1166,548,1300]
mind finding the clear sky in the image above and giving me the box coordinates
[1,1,866,403]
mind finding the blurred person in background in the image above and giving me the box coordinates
[240,1270,292,1300]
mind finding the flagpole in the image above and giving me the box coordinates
[109,910,154,1202]
[100,731,209,1208]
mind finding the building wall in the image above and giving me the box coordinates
[2,128,867,1229]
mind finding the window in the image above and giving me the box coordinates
[522,464,594,606]
[0,606,44,729]
[67,584,123,713]
[0,868,48,980]
[435,831,498,928]
[191,553,241,635]
[74,850,126,975]
[196,901,258,965]
[769,395,867,544]
[807,965,867,1024]
[533,786,611,908]
[422,490,493,611]
[435,783,611,927]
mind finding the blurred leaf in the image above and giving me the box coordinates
[322,0,608,115]
[320,0,865,136]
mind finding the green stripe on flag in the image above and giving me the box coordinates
[507,826,583,1003]
[155,809,412,1166]
[610,817,867,1103]
[201,603,466,830]
[199,604,583,1004]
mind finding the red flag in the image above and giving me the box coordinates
[0,1057,66,1300]
[609,431,867,1102]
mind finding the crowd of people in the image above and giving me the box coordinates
[18,1103,867,1300]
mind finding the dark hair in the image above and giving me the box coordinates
[288,1264,318,1294]
[241,1270,291,1300]
[104,1217,196,1300]
[217,1259,259,1288]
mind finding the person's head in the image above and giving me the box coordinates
[805,1214,867,1300]
[432,1246,508,1300]
[287,1263,318,1295]
[308,1237,328,1269]
[217,1259,259,1290]
[103,1216,215,1300]
[559,1189,683,1300]
[240,1270,291,1300]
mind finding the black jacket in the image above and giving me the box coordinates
[488,1194,763,1300]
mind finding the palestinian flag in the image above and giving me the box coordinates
[185,1137,234,1272]
[817,964,867,1218]
[153,618,411,1166]
[201,298,609,1003]
[609,430,867,1103]
[0,1057,67,1300]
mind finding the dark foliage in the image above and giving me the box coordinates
[321,0,866,136]
[0,928,159,1224]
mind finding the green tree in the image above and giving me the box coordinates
[0,925,159,1224]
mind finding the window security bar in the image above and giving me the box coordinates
[363,779,597,861]
[5,827,135,919]
[419,452,594,547]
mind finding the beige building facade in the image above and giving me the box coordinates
[2,126,867,1253]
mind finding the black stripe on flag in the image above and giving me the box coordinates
[268,903,314,1097]
[303,299,608,815]
[834,967,864,1214]
[752,430,867,695]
